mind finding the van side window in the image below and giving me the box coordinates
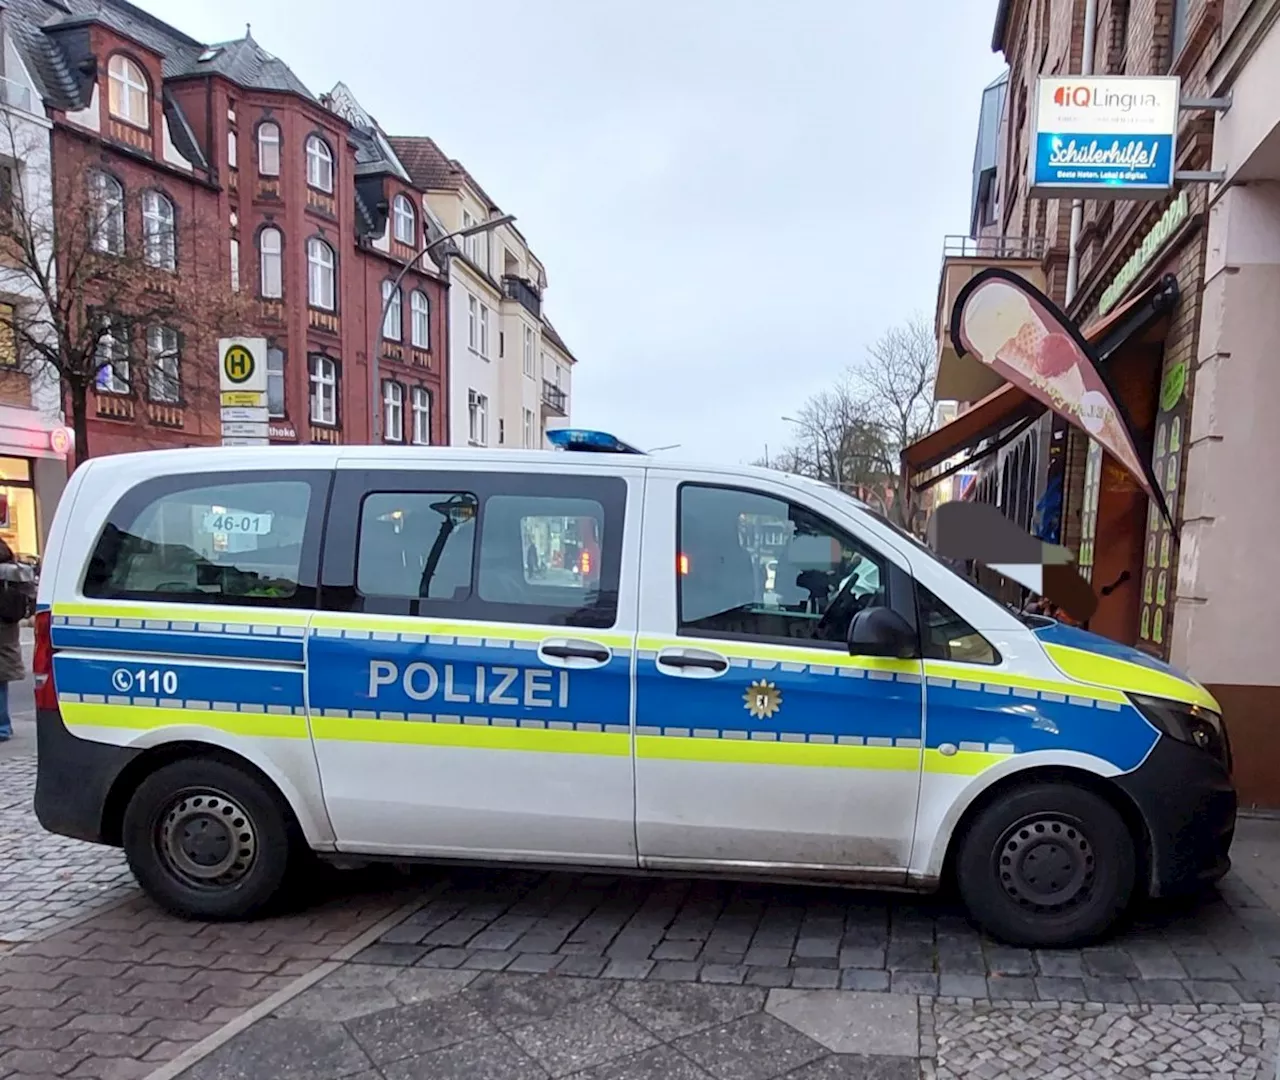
[478,494,607,609]
[83,478,318,607]
[678,483,887,646]
[332,472,626,628]
[916,584,1000,665]
[356,492,477,601]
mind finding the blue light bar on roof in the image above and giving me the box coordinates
[545,429,645,454]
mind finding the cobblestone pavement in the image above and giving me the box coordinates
[0,878,410,1079]
[0,756,136,946]
[338,863,1280,1006]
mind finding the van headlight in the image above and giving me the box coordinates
[1130,694,1230,769]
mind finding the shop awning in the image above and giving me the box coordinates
[905,273,1180,479]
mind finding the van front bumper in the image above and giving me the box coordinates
[1114,734,1236,897]
[34,710,140,846]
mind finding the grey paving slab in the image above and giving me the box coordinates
[179,1017,374,1080]
[612,981,764,1039]
[765,989,919,1056]
[674,1012,827,1080]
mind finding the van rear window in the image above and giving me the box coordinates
[83,478,316,606]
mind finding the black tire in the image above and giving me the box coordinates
[121,757,297,920]
[955,782,1137,947]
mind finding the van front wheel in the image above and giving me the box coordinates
[122,758,295,920]
[955,782,1136,947]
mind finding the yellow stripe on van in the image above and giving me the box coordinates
[1042,644,1220,712]
[311,612,633,649]
[922,748,1012,776]
[53,602,312,628]
[921,660,1129,705]
[636,734,919,770]
[636,636,920,675]
[310,716,630,756]
[60,702,309,739]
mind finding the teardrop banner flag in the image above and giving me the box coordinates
[950,266,1172,526]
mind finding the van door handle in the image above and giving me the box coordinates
[655,647,729,677]
[538,638,612,667]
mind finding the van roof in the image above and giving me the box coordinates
[76,443,869,509]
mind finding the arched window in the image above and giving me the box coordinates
[307,237,335,310]
[107,55,148,126]
[410,290,430,348]
[392,194,416,245]
[259,227,283,298]
[257,121,280,176]
[89,171,125,255]
[381,280,401,341]
[141,190,175,270]
[306,135,334,193]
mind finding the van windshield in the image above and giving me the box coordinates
[827,490,1052,630]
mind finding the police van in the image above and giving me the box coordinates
[32,430,1235,946]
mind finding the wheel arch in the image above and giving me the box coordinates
[101,740,313,848]
[939,764,1154,897]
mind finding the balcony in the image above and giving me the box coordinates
[934,234,1047,402]
[503,275,541,319]
[541,380,566,416]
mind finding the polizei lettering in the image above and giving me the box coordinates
[367,661,569,709]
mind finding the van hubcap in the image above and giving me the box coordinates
[996,815,1095,912]
[158,789,258,888]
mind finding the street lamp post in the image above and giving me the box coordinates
[369,213,516,443]
[781,415,832,486]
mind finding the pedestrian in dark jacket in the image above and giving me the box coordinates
[0,539,34,741]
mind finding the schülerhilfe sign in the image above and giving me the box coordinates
[1030,76,1180,199]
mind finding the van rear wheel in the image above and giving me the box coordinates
[955,782,1136,947]
[122,758,295,920]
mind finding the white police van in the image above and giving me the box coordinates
[32,430,1235,946]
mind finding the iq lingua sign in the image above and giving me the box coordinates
[1030,76,1180,199]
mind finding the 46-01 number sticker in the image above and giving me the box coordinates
[202,510,274,535]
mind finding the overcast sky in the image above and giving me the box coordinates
[141,0,1006,463]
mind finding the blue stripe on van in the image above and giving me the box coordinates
[49,625,305,665]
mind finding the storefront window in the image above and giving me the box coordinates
[0,456,39,562]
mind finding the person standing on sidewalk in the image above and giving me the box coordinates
[0,538,36,741]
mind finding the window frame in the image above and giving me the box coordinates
[411,386,431,445]
[141,189,176,271]
[674,480,918,653]
[305,134,335,193]
[468,389,488,445]
[392,194,416,245]
[94,315,130,395]
[259,226,284,298]
[381,280,402,341]
[145,323,180,404]
[89,170,125,256]
[382,379,404,443]
[106,53,149,128]
[80,469,331,610]
[915,581,1001,666]
[257,120,281,177]
[410,290,430,348]
[320,469,627,628]
[308,353,338,426]
[306,236,336,311]
[522,325,535,378]
[267,345,286,418]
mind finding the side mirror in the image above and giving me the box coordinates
[847,606,918,660]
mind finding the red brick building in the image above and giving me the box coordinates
[21,0,448,457]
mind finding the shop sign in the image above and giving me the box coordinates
[48,427,71,456]
[269,422,297,441]
[1030,76,1179,199]
[1098,192,1190,315]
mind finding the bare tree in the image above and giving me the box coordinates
[772,315,937,530]
[0,112,250,462]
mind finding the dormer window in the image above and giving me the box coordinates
[306,135,334,193]
[392,194,416,245]
[107,55,149,127]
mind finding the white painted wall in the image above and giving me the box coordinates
[0,45,61,423]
